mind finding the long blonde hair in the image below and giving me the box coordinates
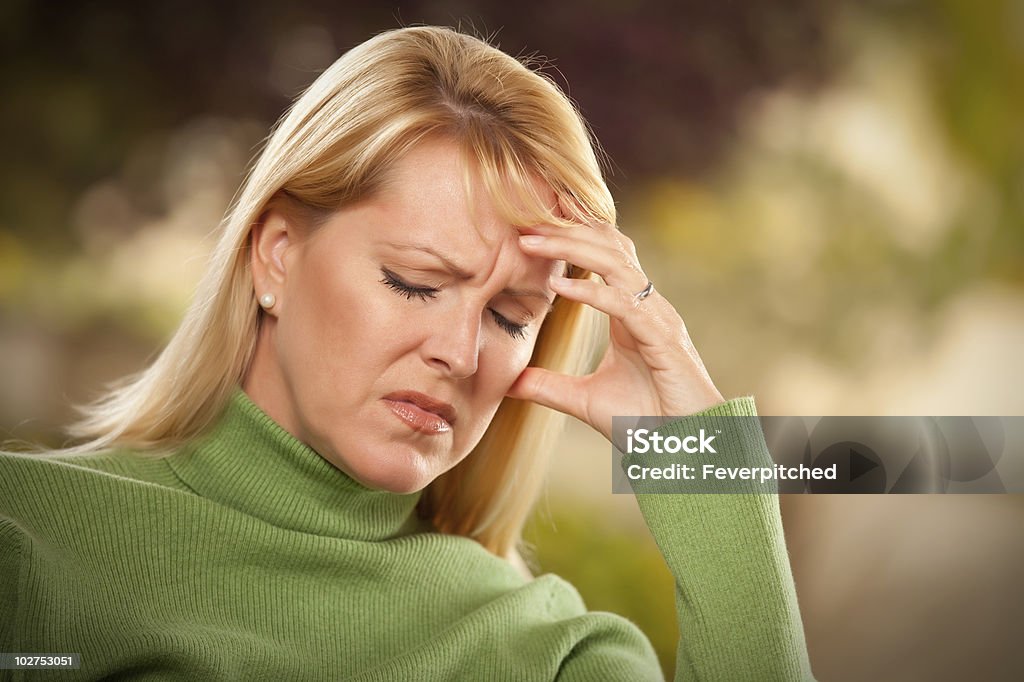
[64,26,614,557]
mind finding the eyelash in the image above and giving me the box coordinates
[380,268,437,301]
[379,268,529,340]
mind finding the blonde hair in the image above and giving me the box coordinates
[64,26,614,557]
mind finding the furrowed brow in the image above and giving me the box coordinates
[387,242,555,306]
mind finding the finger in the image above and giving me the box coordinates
[519,232,645,291]
[506,366,589,423]
[520,219,634,256]
[548,275,670,350]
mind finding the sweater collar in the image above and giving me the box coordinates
[166,387,424,540]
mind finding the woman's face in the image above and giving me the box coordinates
[244,138,563,494]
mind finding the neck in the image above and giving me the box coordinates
[165,387,426,541]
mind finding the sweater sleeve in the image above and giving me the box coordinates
[632,397,816,681]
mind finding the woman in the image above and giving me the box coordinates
[0,26,814,680]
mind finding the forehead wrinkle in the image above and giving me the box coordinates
[387,242,473,279]
[385,241,556,303]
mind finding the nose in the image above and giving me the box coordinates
[423,306,482,379]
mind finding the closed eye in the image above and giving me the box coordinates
[490,311,528,340]
[381,267,531,340]
[380,268,438,300]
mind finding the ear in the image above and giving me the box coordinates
[250,209,294,314]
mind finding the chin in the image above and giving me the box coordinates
[345,450,439,495]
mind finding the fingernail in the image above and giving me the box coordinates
[550,275,574,288]
[519,235,545,246]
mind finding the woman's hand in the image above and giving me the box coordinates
[506,215,725,443]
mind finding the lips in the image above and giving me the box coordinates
[384,391,457,424]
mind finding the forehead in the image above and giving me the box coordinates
[337,137,564,289]
[375,137,558,241]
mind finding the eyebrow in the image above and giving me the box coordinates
[387,242,556,306]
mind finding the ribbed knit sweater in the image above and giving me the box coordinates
[0,389,814,680]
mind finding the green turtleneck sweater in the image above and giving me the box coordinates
[0,389,813,680]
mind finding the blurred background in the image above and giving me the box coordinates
[1,0,1022,679]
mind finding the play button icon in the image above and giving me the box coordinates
[810,441,887,493]
[850,447,880,481]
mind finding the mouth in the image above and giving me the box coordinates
[382,391,457,435]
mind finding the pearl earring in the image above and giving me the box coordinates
[259,293,276,309]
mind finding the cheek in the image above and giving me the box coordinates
[483,338,536,397]
[279,261,393,383]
